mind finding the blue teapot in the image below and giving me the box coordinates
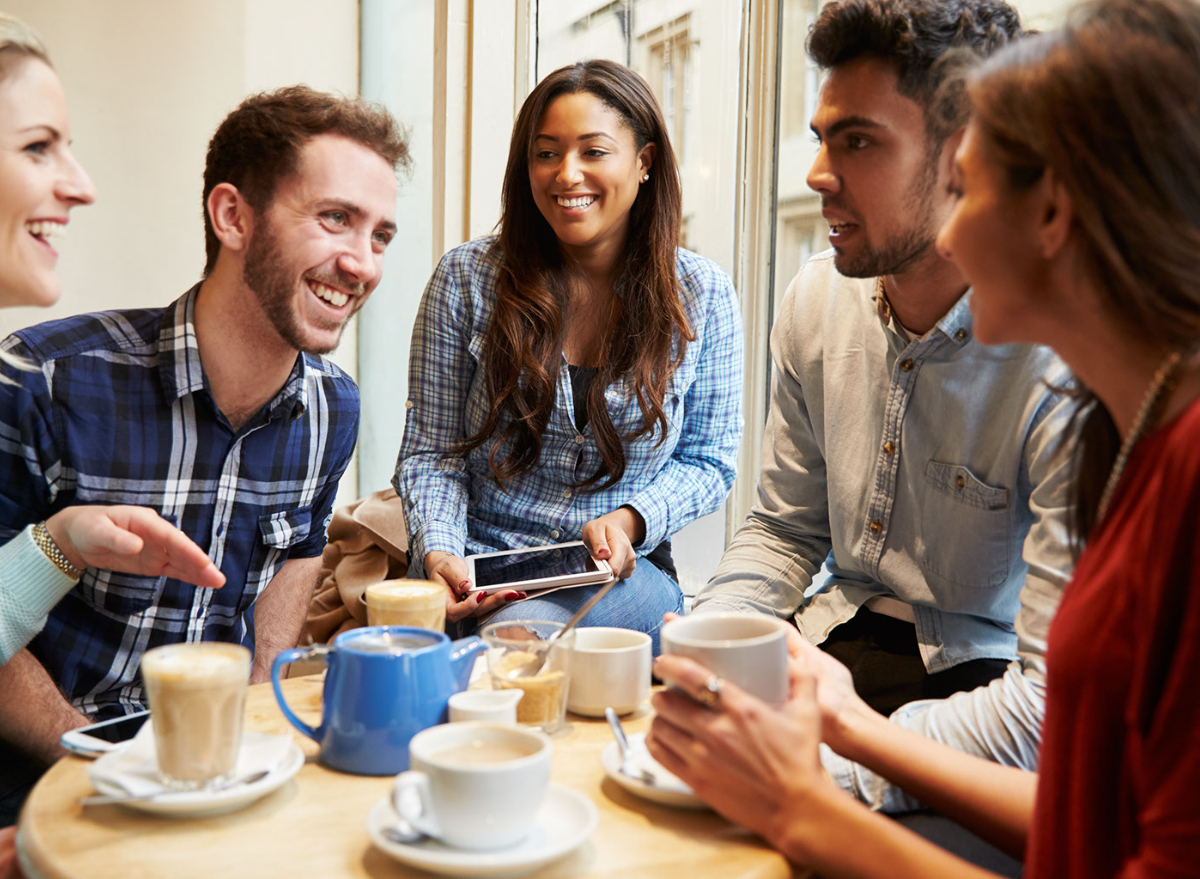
[271,626,485,775]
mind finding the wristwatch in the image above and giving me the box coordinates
[32,521,84,580]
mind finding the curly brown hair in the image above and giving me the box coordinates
[462,60,692,492]
[202,85,410,275]
[808,0,1023,145]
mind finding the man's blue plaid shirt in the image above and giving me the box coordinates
[397,238,743,571]
[0,286,357,718]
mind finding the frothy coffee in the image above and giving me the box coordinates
[141,642,251,788]
[365,580,447,631]
[432,740,539,765]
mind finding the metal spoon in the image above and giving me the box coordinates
[79,769,271,806]
[504,575,618,678]
[605,707,656,786]
[381,815,426,846]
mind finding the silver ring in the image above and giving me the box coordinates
[696,674,724,708]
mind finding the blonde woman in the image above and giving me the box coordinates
[0,16,222,667]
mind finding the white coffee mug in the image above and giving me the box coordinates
[392,722,551,850]
[447,689,524,724]
[660,613,789,704]
[567,627,651,716]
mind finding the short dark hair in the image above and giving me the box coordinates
[201,85,410,275]
[808,0,1022,143]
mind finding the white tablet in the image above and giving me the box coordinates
[465,542,614,594]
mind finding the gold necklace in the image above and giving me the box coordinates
[1096,350,1183,523]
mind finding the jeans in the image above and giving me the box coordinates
[480,560,683,655]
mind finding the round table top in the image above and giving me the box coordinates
[17,675,794,879]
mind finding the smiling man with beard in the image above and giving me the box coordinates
[0,86,408,824]
[689,0,1076,824]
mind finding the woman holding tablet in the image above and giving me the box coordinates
[0,14,223,667]
[649,0,1200,875]
[396,60,742,649]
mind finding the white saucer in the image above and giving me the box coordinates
[601,733,708,809]
[88,740,304,817]
[366,783,597,878]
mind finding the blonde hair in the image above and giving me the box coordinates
[0,14,52,380]
[0,14,50,80]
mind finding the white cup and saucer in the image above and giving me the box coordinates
[365,722,598,878]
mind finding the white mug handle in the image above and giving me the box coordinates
[392,771,441,839]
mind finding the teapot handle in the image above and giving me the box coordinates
[271,644,329,742]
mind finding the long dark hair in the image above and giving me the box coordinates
[967,0,1200,548]
[463,60,691,491]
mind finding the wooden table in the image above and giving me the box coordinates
[16,676,794,879]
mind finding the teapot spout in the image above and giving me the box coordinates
[448,636,487,692]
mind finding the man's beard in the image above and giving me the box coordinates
[831,153,941,280]
[242,219,361,355]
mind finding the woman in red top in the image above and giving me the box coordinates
[647,0,1200,876]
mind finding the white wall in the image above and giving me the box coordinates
[2,0,362,497]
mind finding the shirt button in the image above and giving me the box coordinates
[900,359,914,372]
[883,442,895,456]
[550,529,560,539]
[955,474,966,489]
[562,490,572,499]
[404,400,414,410]
[955,329,968,342]
[869,520,882,535]
[575,435,584,445]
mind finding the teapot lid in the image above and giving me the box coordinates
[340,628,442,655]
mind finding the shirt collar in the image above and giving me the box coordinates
[872,278,975,349]
[156,284,310,421]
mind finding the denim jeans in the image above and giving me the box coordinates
[480,560,683,655]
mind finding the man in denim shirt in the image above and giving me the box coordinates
[693,0,1074,814]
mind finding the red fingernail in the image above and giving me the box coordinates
[458,579,471,590]
[505,592,520,601]
[476,592,485,603]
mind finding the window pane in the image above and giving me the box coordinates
[536,0,745,595]
[774,0,826,323]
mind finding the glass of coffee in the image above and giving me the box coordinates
[364,580,447,632]
[482,620,574,734]
[140,642,251,790]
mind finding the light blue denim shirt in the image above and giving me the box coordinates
[397,238,743,572]
[694,251,1074,811]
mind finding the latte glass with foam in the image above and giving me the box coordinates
[365,580,447,631]
[140,642,251,790]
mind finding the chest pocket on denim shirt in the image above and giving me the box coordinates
[920,461,1011,589]
[243,507,313,611]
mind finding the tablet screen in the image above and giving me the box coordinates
[474,544,600,588]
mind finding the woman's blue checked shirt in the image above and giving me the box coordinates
[396,238,743,571]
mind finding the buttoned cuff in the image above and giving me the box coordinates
[410,521,467,573]
[819,744,864,803]
[621,487,670,551]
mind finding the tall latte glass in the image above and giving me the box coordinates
[140,642,251,790]
[365,580,447,631]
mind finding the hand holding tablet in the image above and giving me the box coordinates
[466,542,614,595]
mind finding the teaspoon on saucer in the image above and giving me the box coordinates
[605,708,657,786]
[381,816,426,846]
[80,768,271,806]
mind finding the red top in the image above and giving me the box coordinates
[1027,397,1200,878]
